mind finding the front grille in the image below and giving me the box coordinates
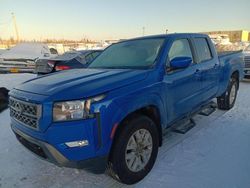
[9,97,41,129]
[244,56,250,68]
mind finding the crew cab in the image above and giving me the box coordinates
[9,33,244,184]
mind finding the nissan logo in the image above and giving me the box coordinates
[15,103,24,114]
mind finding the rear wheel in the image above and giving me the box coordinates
[217,76,238,110]
[107,115,159,185]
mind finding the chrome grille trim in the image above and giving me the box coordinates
[9,97,42,130]
[244,56,250,68]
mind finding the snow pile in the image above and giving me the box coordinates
[0,43,52,60]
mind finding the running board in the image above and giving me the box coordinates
[171,118,196,134]
[166,102,216,135]
[198,102,217,116]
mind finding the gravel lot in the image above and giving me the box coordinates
[0,74,250,188]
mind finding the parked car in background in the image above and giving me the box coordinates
[35,50,102,74]
[243,45,250,78]
[9,33,244,184]
[0,43,56,73]
[0,49,6,55]
[0,87,9,112]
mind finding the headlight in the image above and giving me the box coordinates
[53,95,105,122]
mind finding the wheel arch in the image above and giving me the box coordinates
[231,70,240,89]
[114,105,162,145]
[108,105,163,162]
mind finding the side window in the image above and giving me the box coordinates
[194,38,212,62]
[168,39,193,62]
[85,53,94,64]
[76,54,85,63]
[92,51,101,59]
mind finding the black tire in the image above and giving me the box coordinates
[217,76,238,110]
[107,115,159,185]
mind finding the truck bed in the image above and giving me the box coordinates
[218,50,242,57]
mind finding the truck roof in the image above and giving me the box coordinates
[123,33,209,42]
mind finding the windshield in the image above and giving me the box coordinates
[88,38,164,69]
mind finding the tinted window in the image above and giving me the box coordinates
[76,54,86,64]
[85,53,94,64]
[168,39,193,62]
[194,38,212,62]
[88,38,164,69]
[85,51,101,64]
[92,51,101,59]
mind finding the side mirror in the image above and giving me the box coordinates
[170,57,192,69]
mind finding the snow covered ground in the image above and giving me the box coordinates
[0,74,250,188]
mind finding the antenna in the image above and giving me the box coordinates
[11,12,19,42]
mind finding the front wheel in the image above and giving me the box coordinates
[217,76,238,110]
[107,115,159,185]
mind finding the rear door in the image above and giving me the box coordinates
[191,37,220,102]
[163,37,203,123]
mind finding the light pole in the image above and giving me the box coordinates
[11,12,19,42]
[142,27,145,36]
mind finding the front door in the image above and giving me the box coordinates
[163,38,203,123]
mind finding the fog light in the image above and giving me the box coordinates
[65,140,89,148]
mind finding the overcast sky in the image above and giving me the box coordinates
[0,0,249,41]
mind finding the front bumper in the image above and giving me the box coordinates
[0,62,35,73]
[11,124,107,174]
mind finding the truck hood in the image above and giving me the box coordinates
[15,68,149,100]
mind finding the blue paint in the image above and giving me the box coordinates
[9,33,244,168]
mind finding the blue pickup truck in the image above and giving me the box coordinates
[9,33,244,184]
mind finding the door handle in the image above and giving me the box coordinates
[214,64,219,68]
[194,69,202,80]
[195,69,201,74]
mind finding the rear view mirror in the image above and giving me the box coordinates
[170,57,192,69]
